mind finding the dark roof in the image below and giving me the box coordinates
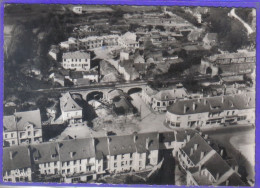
[94,137,109,160]
[4,109,42,132]
[135,132,159,153]
[59,138,95,162]
[159,132,175,143]
[108,135,136,156]
[167,92,255,115]
[31,142,59,164]
[182,133,213,165]
[175,129,197,142]
[3,146,31,172]
[219,172,245,186]
[203,152,231,180]
[70,71,83,79]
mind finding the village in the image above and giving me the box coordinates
[2,4,256,186]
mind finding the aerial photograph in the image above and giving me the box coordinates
[2,4,256,186]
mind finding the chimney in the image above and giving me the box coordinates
[204,99,207,105]
[192,102,197,110]
[9,151,13,160]
[204,134,208,139]
[146,137,150,150]
[70,152,74,158]
[216,173,220,181]
[133,132,138,143]
[234,165,238,172]
[207,140,211,145]
[220,149,224,156]
[225,180,229,186]
[184,104,187,114]
[200,151,205,160]
[221,96,224,103]
[187,134,191,142]
[198,164,202,175]
[197,98,201,103]
[194,144,198,150]
[190,148,194,155]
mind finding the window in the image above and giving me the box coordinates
[121,161,124,166]
[12,140,15,145]
[85,59,88,61]
[54,161,57,166]
[130,153,133,158]
[79,59,81,62]
[139,161,142,166]
[74,160,77,165]
[11,133,14,138]
[114,155,117,160]
[157,102,160,107]
[168,142,171,146]
[114,163,117,168]
[4,134,7,138]
[28,131,31,136]
[67,169,70,173]
[72,59,74,62]
[130,160,133,165]
[62,170,65,174]
[163,102,166,106]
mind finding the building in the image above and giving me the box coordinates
[178,133,245,186]
[118,60,140,81]
[200,51,256,76]
[202,33,218,48]
[48,45,60,61]
[166,92,255,128]
[107,133,159,173]
[3,146,32,182]
[59,92,83,122]
[59,138,96,183]
[3,109,42,147]
[118,32,139,49]
[49,72,65,86]
[62,51,91,71]
[142,85,189,112]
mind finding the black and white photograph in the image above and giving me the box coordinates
[2,3,256,186]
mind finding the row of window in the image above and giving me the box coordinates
[63,59,87,62]
[113,160,144,168]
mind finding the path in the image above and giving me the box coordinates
[229,8,254,35]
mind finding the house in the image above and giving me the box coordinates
[118,32,139,49]
[59,92,83,122]
[142,85,189,112]
[134,54,145,64]
[165,92,255,128]
[3,145,32,182]
[59,138,96,183]
[60,37,78,50]
[49,72,65,86]
[3,109,42,146]
[62,51,91,71]
[48,45,60,61]
[203,33,218,47]
[72,6,83,14]
[118,60,140,81]
[83,72,99,83]
[178,133,245,186]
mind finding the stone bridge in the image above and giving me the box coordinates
[68,82,147,101]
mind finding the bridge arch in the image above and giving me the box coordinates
[127,87,143,95]
[86,91,104,102]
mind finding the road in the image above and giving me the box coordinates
[202,125,255,180]
[130,93,172,133]
[229,8,254,35]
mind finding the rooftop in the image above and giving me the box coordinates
[63,51,90,59]
[60,92,83,112]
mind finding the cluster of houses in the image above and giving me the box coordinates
[178,132,245,186]
[3,129,245,186]
[200,51,256,76]
[165,91,255,128]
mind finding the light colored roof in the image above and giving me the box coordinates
[59,138,95,162]
[60,92,82,112]
[4,109,42,132]
[62,51,90,59]
[167,92,255,115]
[208,51,255,62]
[204,33,218,41]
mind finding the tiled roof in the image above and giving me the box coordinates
[203,152,230,180]
[3,145,31,172]
[175,129,197,142]
[135,132,159,153]
[159,132,175,143]
[31,142,59,164]
[59,138,95,162]
[60,92,83,112]
[94,137,109,160]
[108,135,136,156]
[4,109,42,132]
[182,133,213,165]
[167,92,255,115]
[208,51,255,61]
[63,51,90,59]
[219,172,245,186]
